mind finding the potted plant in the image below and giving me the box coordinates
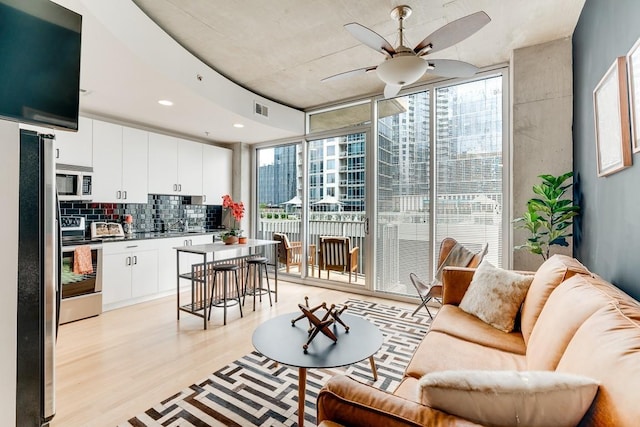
[221,194,245,244]
[513,172,580,260]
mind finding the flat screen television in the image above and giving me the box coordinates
[0,0,82,131]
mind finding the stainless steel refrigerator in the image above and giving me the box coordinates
[16,129,59,426]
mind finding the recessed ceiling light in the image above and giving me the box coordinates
[158,99,173,106]
[233,123,245,128]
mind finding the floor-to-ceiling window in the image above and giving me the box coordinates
[255,71,507,299]
[375,74,505,297]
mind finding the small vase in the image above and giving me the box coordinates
[223,236,238,245]
[238,236,248,244]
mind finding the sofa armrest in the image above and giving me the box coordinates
[441,267,477,305]
[317,375,480,427]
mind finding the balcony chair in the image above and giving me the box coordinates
[410,237,488,319]
[272,232,315,274]
[318,236,359,283]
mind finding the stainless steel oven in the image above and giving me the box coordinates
[59,216,102,324]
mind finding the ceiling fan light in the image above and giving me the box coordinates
[376,55,429,86]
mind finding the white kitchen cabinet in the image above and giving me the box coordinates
[148,133,177,195]
[92,121,149,203]
[92,120,122,202]
[177,138,203,195]
[102,243,158,309]
[55,116,93,168]
[202,144,232,205]
[148,133,203,196]
[121,127,149,203]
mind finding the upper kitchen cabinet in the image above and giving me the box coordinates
[202,144,232,205]
[92,120,148,203]
[55,116,93,168]
[177,138,203,195]
[148,133,203,196]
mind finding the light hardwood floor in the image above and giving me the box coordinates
[53,280,417,427]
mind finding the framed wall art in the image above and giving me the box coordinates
[593,56,632,177]
[627,37,640,153]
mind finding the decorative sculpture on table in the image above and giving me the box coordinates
[291,296,350,352]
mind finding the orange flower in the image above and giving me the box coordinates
[221,195,245,232]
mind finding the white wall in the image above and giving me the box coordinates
[0,119,19,425]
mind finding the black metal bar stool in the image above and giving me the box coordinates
[243,257,272,311]
[208,263,243,325]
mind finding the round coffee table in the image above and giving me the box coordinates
[252,312,383,426]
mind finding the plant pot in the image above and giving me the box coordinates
[238,236,248,244]
[223,235,238,245]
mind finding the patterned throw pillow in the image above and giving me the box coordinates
[459,259,533,332]
[418,370,599,427]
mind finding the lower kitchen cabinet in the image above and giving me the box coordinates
[102,246,158,309]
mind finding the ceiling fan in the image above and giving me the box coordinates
[322,5,491,99]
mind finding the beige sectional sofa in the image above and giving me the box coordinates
[317,255,640,426]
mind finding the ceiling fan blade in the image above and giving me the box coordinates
[345,23,396,57]
[384,84,403,99]
[424,59,478,78]
[321,66,378,82]
[414,11,490,56]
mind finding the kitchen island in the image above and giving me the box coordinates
[174,239,280,329]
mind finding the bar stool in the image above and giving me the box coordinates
[208,263,243,325]
[243,257,272,311]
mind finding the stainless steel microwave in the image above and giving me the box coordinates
[56,165,93,201]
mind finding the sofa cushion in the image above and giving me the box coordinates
[459,260,533,332]
[418,370,599,427]
[520,255,591,344]
[526,274,622,371]
[557,304,640,427]
[405,331,526,379]
[430,305,526,355]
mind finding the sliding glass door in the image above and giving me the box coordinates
[307,132,367,286]
[374,75,504,297]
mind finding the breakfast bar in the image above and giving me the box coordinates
[174,239,279,329]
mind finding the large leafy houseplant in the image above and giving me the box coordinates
[513,172,579,261]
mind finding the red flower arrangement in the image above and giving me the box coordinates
[221,194,245,238]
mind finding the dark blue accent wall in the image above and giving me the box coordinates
[573,0,640,299]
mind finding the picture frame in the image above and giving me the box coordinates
[593,56,632,177]
[627,38,640,153]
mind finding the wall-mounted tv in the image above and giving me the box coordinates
[0,0,82,131]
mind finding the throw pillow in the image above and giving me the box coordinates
[459,259,533,332]
[418,370,599,427]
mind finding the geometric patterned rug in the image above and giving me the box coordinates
[121,299,432,427]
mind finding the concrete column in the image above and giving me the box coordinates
[232,142,252,236]
[511,37,574,271]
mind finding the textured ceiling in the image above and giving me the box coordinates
[133,0,586,111]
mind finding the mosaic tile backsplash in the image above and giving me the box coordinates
[59,194,223,236]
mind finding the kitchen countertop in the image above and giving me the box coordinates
[61,230,224,247]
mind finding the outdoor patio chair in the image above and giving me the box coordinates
[410,237,488,319]
[318,236,359,283]
[273,232,315,274]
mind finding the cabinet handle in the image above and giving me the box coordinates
[116,190,122,199]
[173,184,177,191]
[126,245,138,249]
[126,256,131,266]
[178,184,182,192]
[123,190,127,199]
[133,255,137,265]
[55,148,59,159]
[189,239,193,245]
